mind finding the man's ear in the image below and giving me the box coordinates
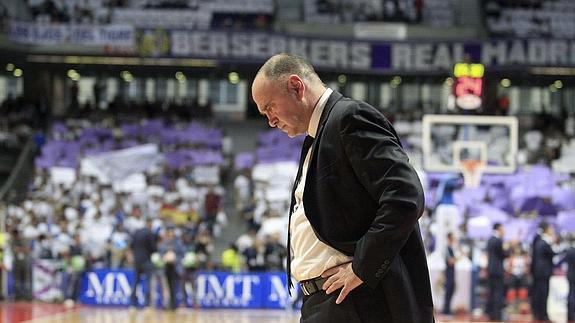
[287,75,304,100]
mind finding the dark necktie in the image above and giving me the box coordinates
[286,135,314,293]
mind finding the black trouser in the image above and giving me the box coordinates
[13,259,31,300]
[130,263,153,307]
[65,271,82,300]
[164,264,178,309]
[181,268,196,307]
[568,282,575,322]
[531,278,550,321]
[300,283,390,323]
[486,275,505,320]
[443,276,455,314]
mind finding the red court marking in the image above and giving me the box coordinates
[0,302,79,323]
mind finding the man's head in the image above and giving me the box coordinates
[252,53,325,137]
[493,222,504,236]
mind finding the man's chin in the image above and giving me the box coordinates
[281,127,303,138]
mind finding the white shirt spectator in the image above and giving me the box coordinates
[236,232,256,253]
[124,215,145,234]
[234,174,250,202]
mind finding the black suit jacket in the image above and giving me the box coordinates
[566,247,575,283]
[130,227,157,267]
[532,237,555,280]
[487,236,507,277]
[291,92,434,322]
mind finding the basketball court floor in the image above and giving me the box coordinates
[0,302,538,323]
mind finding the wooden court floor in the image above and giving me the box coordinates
[0,302,538,323]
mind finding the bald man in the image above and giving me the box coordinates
[252,53,434,322]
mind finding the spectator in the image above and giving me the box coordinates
[564,235,575,322]
[62,233,85,307]
[485,223,509,321]
[203,186,221,234]
[221,243,242,273]
[443,232,456,315]
[158,226,184,310]
[181,231,198,308]
[264,233,286,272]
[243,238,266,272]
[530,222,556,322]
[129,218,157,308]
[11,228,32,301]
[194,229,214,270]
[505,245,529,313]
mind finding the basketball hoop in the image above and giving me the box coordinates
[460,160,485,188]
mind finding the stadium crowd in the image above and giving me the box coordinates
[0,89,574,318]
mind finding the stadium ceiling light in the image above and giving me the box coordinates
[337,74,347,84]
[175,71,185,80]
[67,69,78,78]
[13,69,23,77]
[554,80,563,89]
[228,72,239,84]
[6,63,15,72]
[500,78,511,88]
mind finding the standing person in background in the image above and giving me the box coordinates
[11,228,31,301]
[129,218,157,309]
[564,234,575,322]
[443,233,456,316]
[203,186,221,235]
[63,233,85,307]
[252,53,433,322]
[485,223,509,321]
[158,226,184,310]
[264,233,287,272]
[505,244,530,313]
[530,222,556,322]
[181,230,198,308]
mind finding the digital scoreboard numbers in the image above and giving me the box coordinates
[453,63,484,111]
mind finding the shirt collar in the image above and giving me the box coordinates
[307,88,333,138]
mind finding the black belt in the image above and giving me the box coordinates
[299,276,327,296]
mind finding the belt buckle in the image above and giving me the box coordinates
[301,282,310,296]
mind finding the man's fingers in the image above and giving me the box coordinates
[325,278,342,294]
[322,272,340,290]
[335,286,350,304]
[321,266,339,278]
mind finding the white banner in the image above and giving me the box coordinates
[33,260,63,302]
[49,167,77,188]
[10,22,135,46]
[206,0,273,13]
[112,9,211,28]
[192,166,220,185]
[81,144,163,183]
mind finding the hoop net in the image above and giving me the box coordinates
[460,160,485,188]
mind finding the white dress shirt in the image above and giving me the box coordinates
[290,88,352,281]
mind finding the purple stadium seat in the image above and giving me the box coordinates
[557,211,575,233]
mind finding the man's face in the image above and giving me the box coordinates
[252,75,309,138]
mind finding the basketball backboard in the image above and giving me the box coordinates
[422,114,519,175]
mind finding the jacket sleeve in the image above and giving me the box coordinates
[339,102,425,288]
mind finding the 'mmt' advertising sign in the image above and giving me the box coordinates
[80,270,135,306]
[79,270,296,308]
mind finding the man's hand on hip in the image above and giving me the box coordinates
[321,262,363,304]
